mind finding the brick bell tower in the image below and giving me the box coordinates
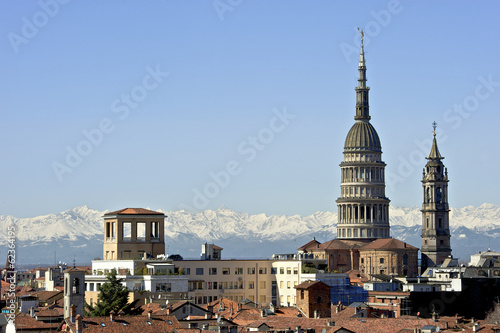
[421,122,452,269]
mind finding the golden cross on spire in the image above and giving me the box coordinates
[432,121,437,136]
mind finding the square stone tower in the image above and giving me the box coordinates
[102,208,165,260]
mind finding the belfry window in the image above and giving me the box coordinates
[436,187,443,204]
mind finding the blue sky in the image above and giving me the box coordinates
[1,1,499,218]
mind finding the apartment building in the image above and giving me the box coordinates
[174,259,303,306]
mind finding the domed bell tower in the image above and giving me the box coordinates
[421,122,452,268]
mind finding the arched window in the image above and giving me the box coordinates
[73,278,80,294]
[436,187,443,204]
[426,187,431,203]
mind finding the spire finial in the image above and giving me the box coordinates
[357,27,364,45]
[432,121,437,137]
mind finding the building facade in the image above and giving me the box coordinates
[421,126,452,268]
[336,31,390,240]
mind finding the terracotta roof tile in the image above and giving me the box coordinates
[105,208,164,216]
[295,280,329,290]
[318,239,371,250]
[14,313,61,330]
[63,314,182,333]
[360,238,418,250]
[298,238,321,251]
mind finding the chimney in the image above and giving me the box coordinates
[314,310,319,319]
[148,310,153,319]
[205,312,212,319]
[296,326,302,333]
[444,322,449,329]
[261,309,266,318]
[70,304,76,323]
[431,311,437,321]
[110,310,116,322]
[208,305,214,313]
[29,307,35,318]
[75,314,83,333]
[166,306,172,315]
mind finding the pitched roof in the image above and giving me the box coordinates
[360,238,418,251]
[104,208,164,216]
[63,314,182,333]
[34,290,63,301]
[14,313,61,331]
[319,239,370,250]
[295,280,329,290]
[298,238,321,251]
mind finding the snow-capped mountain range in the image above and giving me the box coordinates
[1,204,499,265]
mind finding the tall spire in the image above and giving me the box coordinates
[355,28,370,121]
[427,121,443,160]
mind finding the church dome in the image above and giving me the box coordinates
[344,120,381,152]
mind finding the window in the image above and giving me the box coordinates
[300,290,304,300]
[137,222,146,241]
[123,222,131,240]
[293,267,298,274]
[440,240,444,245]
[271,267,277,274]
[196,268,204,275]
[235,268,243,275]
[260,281,266,289]
[222,268,230,275]
[209,268,217,275]
[248,281,255,289]
[185,268,190,275]
[280,281,283,289]
[213,282,218,289]
[151,221,159,239]
[280,267,284,274]
[286,268,291,274]
[361,258,364,264]
[248,267,255,274]
[438,218,442,228]
[403,254,408,265]
[287,281,291,289]
[259,267,267,274]
[155,283,171,292]
[380,258,384,264]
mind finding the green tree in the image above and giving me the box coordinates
[85,269,141,316]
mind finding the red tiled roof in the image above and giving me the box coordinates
[297,238,321,251]
[360,238,418,250]
[318,239,370,250]
[346,269,369,284]
[295,280,329,290]
[14,313,61,330]
[105,208,164,216]
[63,314,182,333]
[35,290,63,301]
[213,245,223,250]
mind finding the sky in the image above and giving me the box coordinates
[1,1,499,218]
